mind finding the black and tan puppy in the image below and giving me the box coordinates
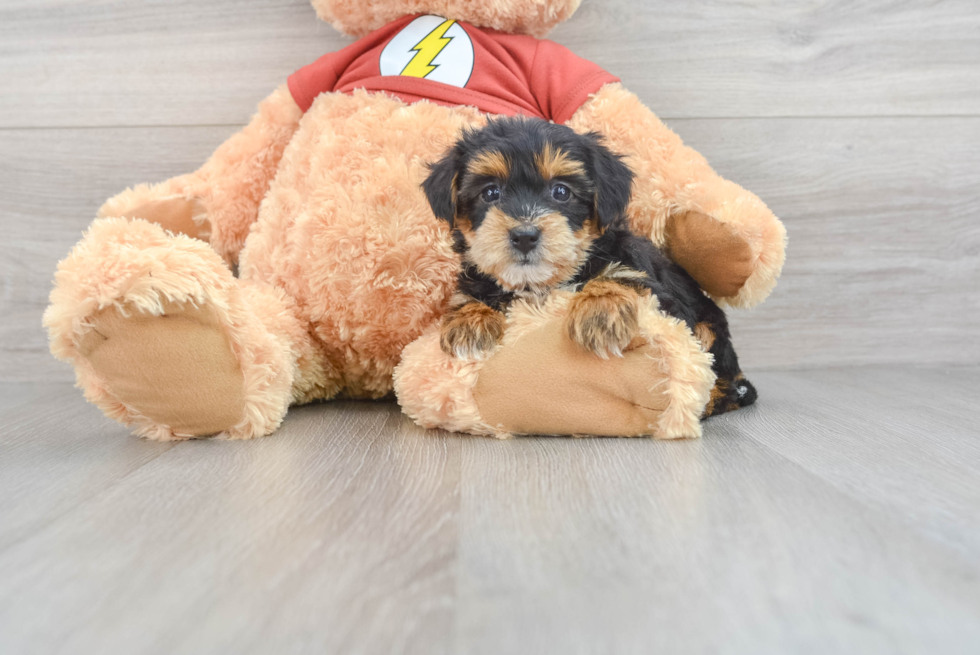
[422,118,756,417]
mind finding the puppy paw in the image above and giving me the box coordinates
[565,280,640,358]
[440,303,505,360]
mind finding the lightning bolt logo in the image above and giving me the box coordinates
[400,19,456,78]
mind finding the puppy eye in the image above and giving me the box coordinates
[481,185,501,203]
[551,184,570,202]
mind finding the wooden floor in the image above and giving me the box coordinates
[2,0,980,652]
[1,367,979,653]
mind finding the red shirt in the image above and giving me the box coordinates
[288,14,619,124]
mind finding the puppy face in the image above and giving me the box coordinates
[423,118,633,292]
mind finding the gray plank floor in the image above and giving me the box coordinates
[3,0,980,652]
[1,368,979,654]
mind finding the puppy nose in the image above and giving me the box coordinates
[509,226,541,254]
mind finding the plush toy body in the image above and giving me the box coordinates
[44,0,786,441]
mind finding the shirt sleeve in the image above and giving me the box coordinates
[287,52,343,113]
[529,40,620,124]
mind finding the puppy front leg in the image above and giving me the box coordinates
[565,274,644,359]
[440,296,506,360]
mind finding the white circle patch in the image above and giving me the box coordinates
[379,15,474,88]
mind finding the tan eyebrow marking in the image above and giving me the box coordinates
[535,142,586,179]
[467,150,510,178]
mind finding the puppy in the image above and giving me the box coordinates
[422,117,756,417]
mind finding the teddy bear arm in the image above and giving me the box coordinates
[394,293,715,440]
[96,84,303,266]
[567,83,787,308]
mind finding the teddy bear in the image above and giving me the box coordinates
[43,0,786,441]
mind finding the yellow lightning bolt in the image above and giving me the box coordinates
[401,19,456,78]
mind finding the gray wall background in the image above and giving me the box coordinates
[2,0,978,381]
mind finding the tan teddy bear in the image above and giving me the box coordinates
[44,0,785,441]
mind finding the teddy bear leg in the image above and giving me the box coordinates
[394,295,715,439]
[44,217,332,440]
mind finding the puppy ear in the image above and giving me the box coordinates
[586,133,634,228]
[422,150,462,227]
